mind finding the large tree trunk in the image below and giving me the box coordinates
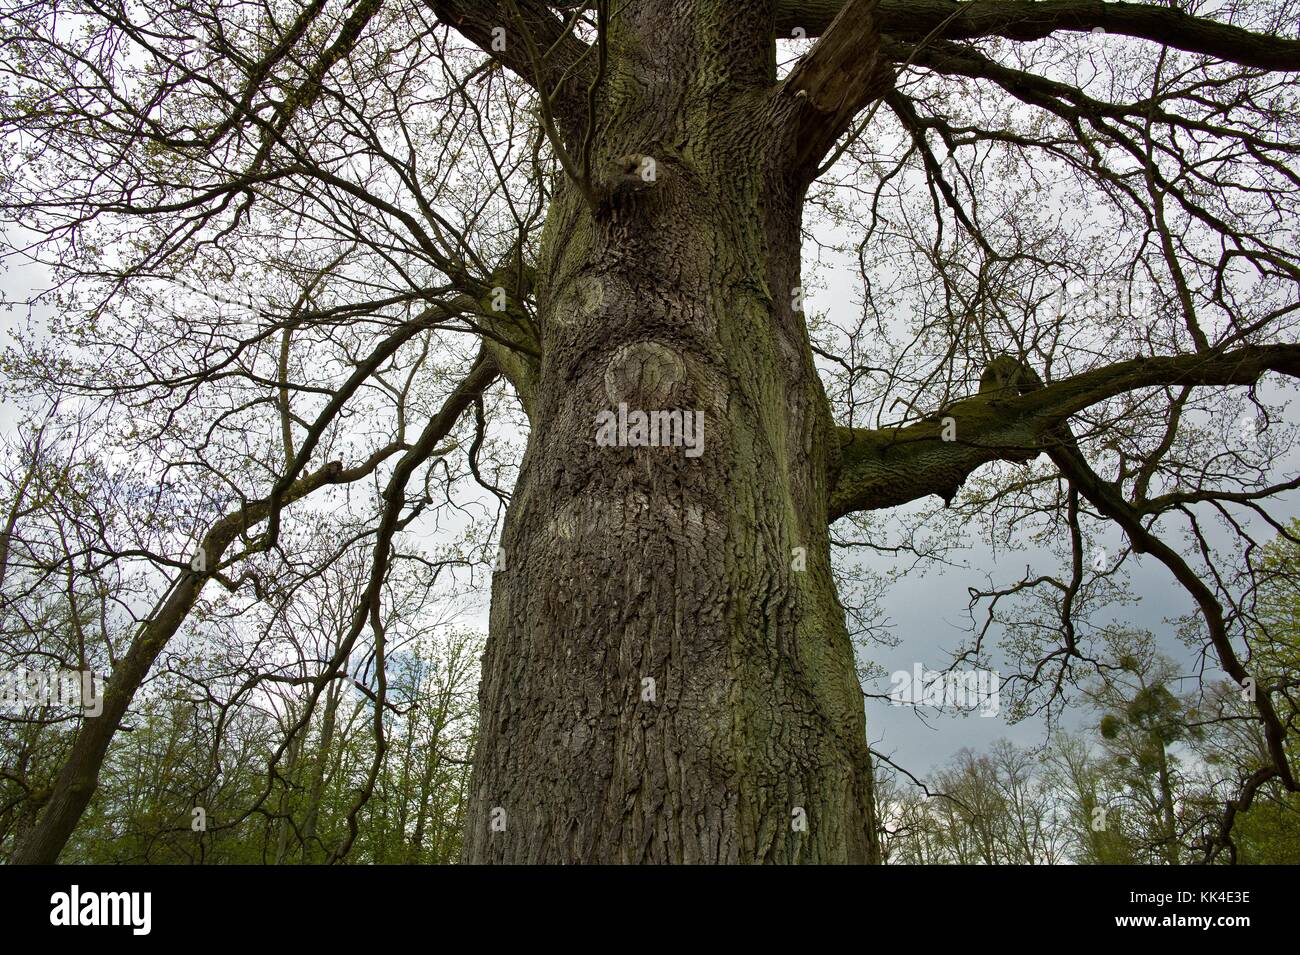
[463,3,878,864]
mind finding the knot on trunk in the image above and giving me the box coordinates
[603,340,688,408]
[978,355,1043,396]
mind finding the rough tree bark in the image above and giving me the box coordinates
[460,0,888,864]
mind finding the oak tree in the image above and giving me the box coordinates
[2,0,1299,863]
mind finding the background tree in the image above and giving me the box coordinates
[1186,519,1300,862]
[1089,651,1199,864]
[1043,731,1140,864]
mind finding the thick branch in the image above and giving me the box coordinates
[778,0,894,173]
[777,0,1300,71]
[828,343,1300,520]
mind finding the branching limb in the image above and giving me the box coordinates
[829,343,1300,520]
[779,0,1300,71]
[777,0,895,175]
